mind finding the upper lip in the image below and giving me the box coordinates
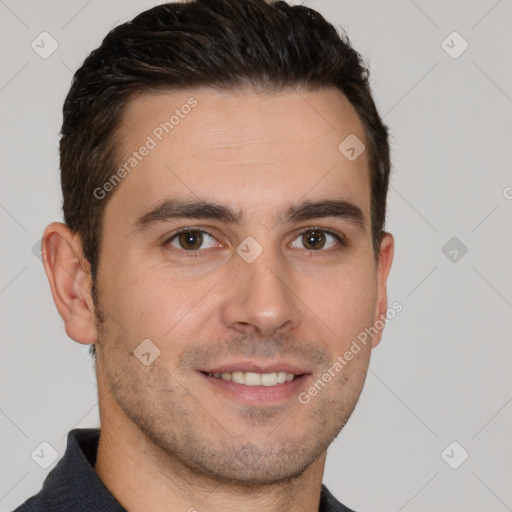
[199,360,311,375]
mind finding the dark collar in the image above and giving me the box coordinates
[14,429,355,512]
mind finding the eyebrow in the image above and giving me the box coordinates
[133,198,366,232]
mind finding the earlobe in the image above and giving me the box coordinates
[371,232,395,348]
[41,222,98,345]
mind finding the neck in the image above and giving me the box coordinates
[94,378,327,512]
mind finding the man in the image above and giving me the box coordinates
[15,0,393,510]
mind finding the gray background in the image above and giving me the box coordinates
[1,1,511,511]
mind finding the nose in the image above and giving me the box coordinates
[219,249,302,337]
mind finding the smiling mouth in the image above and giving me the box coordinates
[202,371,298,386]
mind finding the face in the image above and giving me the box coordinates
[91,87,393,484]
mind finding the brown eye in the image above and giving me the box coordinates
[178,231,203,250]
[168,230,217,251]
[302,230,326,250]
[290,229,343,251]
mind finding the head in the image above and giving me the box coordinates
[43,0,393,486]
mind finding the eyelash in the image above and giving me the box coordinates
[164,226,347,257]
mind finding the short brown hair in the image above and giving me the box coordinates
[60,0,390,300]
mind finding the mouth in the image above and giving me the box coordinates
[198,364,310,405]
[203,370,297,386]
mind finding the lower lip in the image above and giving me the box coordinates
[199,372,308,405]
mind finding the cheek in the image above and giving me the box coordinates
[306,263,377,347]
[101,261,224,343]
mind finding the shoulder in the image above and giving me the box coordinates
[320,484,358,512]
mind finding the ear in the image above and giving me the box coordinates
[371,232,394,348]
[41,222,98,345]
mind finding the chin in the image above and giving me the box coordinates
[171,435,328,487]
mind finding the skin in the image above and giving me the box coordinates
[42,86,394,512]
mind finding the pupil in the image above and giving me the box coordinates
[304,230,325,250]
[179,231,202,250]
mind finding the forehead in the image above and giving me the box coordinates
[107,87,370,226]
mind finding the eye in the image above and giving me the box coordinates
[289,229,344,251]
[167,229,219,251]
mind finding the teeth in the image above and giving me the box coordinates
[207,371,296,386]
[232,371,244,384]
[245,372,261,386]
[277,371,287,384]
